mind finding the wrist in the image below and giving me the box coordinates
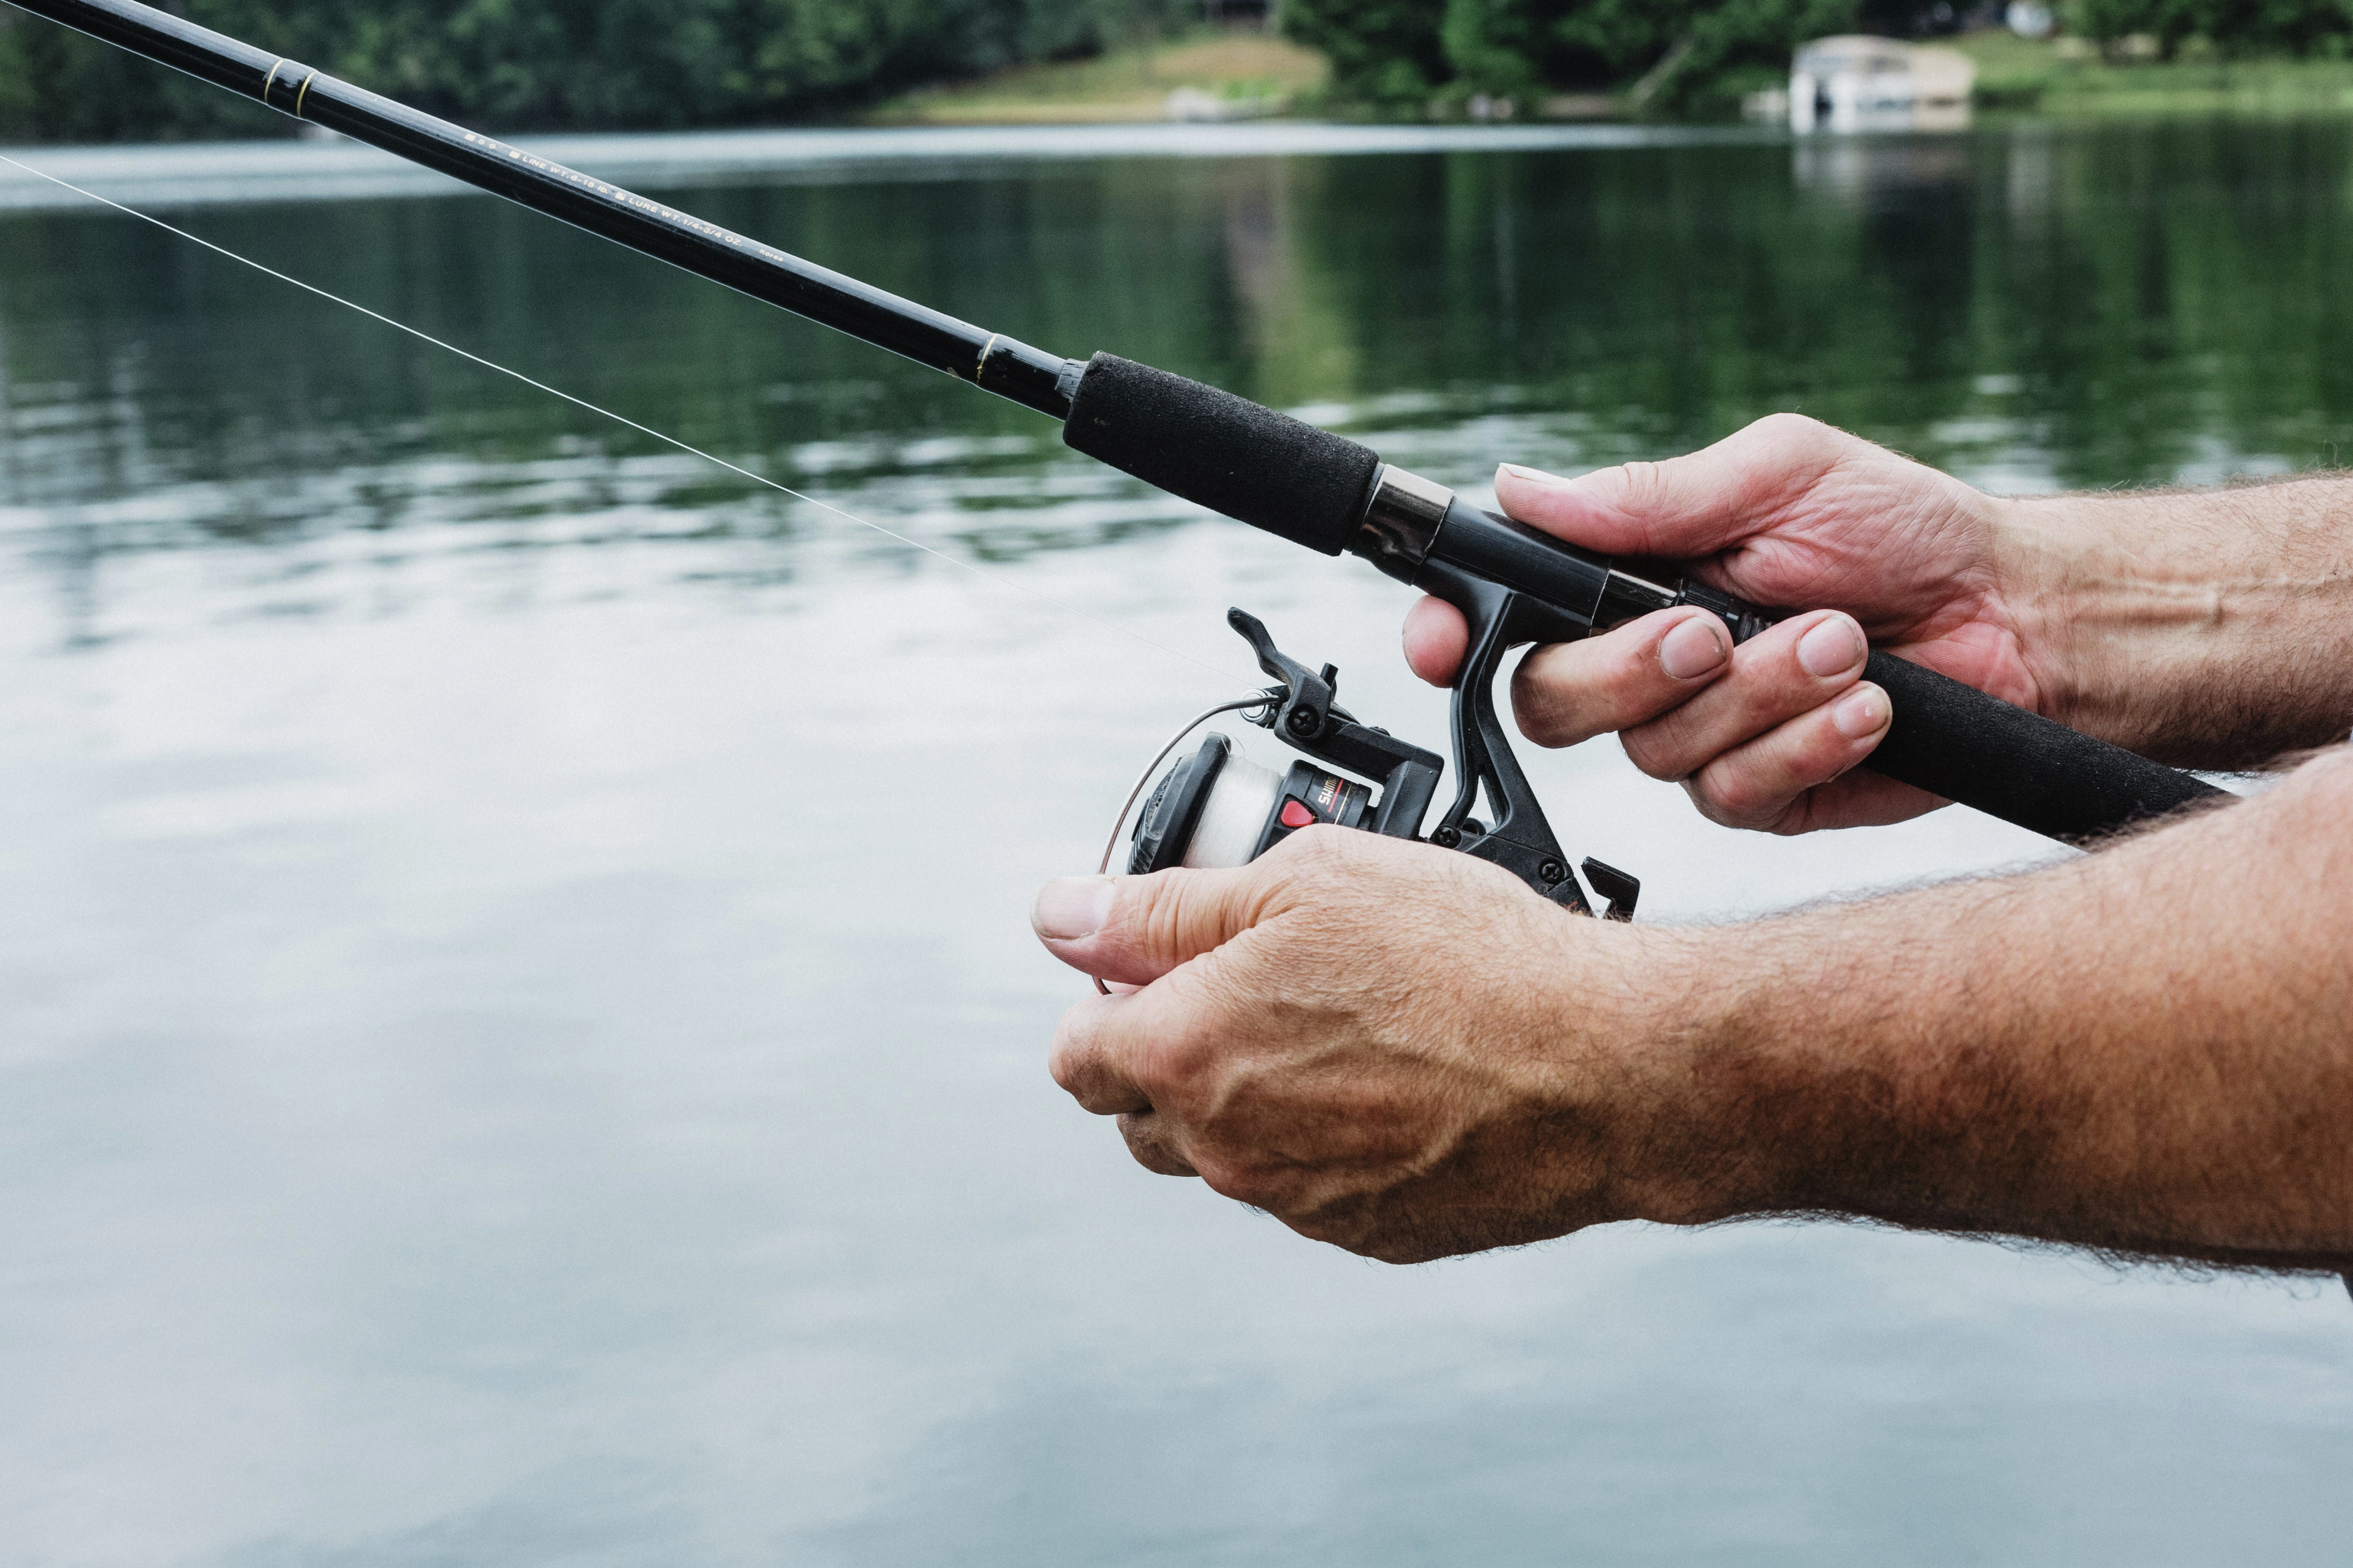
[1997,483,2353,763]
[1555,921,1798,1229]
[1579,906,1984,1233]
[1987,490,2146,735]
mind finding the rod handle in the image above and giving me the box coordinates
[1670,580,2228,840]
[1859,650,2227,842]
[1061,353,1381,555]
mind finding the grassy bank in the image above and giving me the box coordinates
[871,33,1327,124]
[1958,31,2353,116]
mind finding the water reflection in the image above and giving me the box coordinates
[10,120,2353,649]
[1,122,2350,1565]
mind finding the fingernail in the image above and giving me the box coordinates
[1497,463,1570,487]
[1798,615,1866,679]
[1033,877,1115,941]
[1833,685,1890,739]
[1659,617,1729,680]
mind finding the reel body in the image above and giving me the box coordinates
[1122,609,1638,921]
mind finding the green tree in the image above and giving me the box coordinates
[1329,0,1863,112]
[2072,0,2353,54]
[1439,0,1689,95]
[1283,0,1451,104]
[1662,0,1863,111]
[0,14,33,131]
[1318,0,2353,111]
[0,0,1195,142]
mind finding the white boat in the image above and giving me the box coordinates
[1790,35,1976,133]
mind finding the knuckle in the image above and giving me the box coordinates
[1118,1114,1197,1177]
[1194,1156,1277,1210]
[1620,721,1694,782]
[1125,1135,1180,1177]
[1131,991,1238,1102]
[1680,777,1734,827]
[1750,410,1830,447]
[1792,725,1863,785]
[1279,823,1353,879]
[1047,1022,1093,1096]
[1152,1023,1216,1091]
[1226,1174,1283,1211]
[1688,763,1780,829]
[1709,776,1768,820]
[1735,413,1853,499]
[1124,1033,1185,1105]
[1517,711,1574,750]
[1510,663,1581,747]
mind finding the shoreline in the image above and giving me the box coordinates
[0,121,1767,213]
[5,107,2352,215]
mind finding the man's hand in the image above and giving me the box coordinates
[1404,415,2045,833]
[1037,757,2353,1273]
[1033,830,1681,1264]
[1408,416,2353,824]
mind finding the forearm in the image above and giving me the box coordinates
[2001,478,2353,766]
[1625,749,2353,1264]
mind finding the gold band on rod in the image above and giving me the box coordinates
[259,59,284,108]
[974,333,1000,381]
[294,70,317,119]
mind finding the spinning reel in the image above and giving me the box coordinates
[1107,607,1640,923]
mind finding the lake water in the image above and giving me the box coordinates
[2,119,2349,1565]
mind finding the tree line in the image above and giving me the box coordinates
[1284,0,1869,116]
[2074,0,2353,57]
[1285,0,2353,115]
[6,0,2352,141]
[0,0,1190,142]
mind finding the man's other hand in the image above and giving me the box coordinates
[1035,756,2353,1272]
[1403,415,2048,833]
[1031,829,1685,1264]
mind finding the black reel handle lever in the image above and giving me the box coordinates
[1416,566,1637,919]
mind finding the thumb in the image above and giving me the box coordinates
[1494,413,1852,561]
[1031,863,1274,988]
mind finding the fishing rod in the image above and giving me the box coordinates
[6,0,2225,916]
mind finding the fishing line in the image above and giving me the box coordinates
[0,149,1250,690]
[1096,696,1272,878]
[1089,692,1276,994]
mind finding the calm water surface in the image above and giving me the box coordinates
[2,121,2350,1565]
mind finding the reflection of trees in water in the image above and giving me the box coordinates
[1280,122,2353,490]
[3,122,2350,635]
[1961,120,2353,486]
[1215,158,1361,407]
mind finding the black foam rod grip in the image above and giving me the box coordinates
[1061,353,1382,556]
[1863,651,2226,842]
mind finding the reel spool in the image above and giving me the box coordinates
[1130,735,1372,873]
